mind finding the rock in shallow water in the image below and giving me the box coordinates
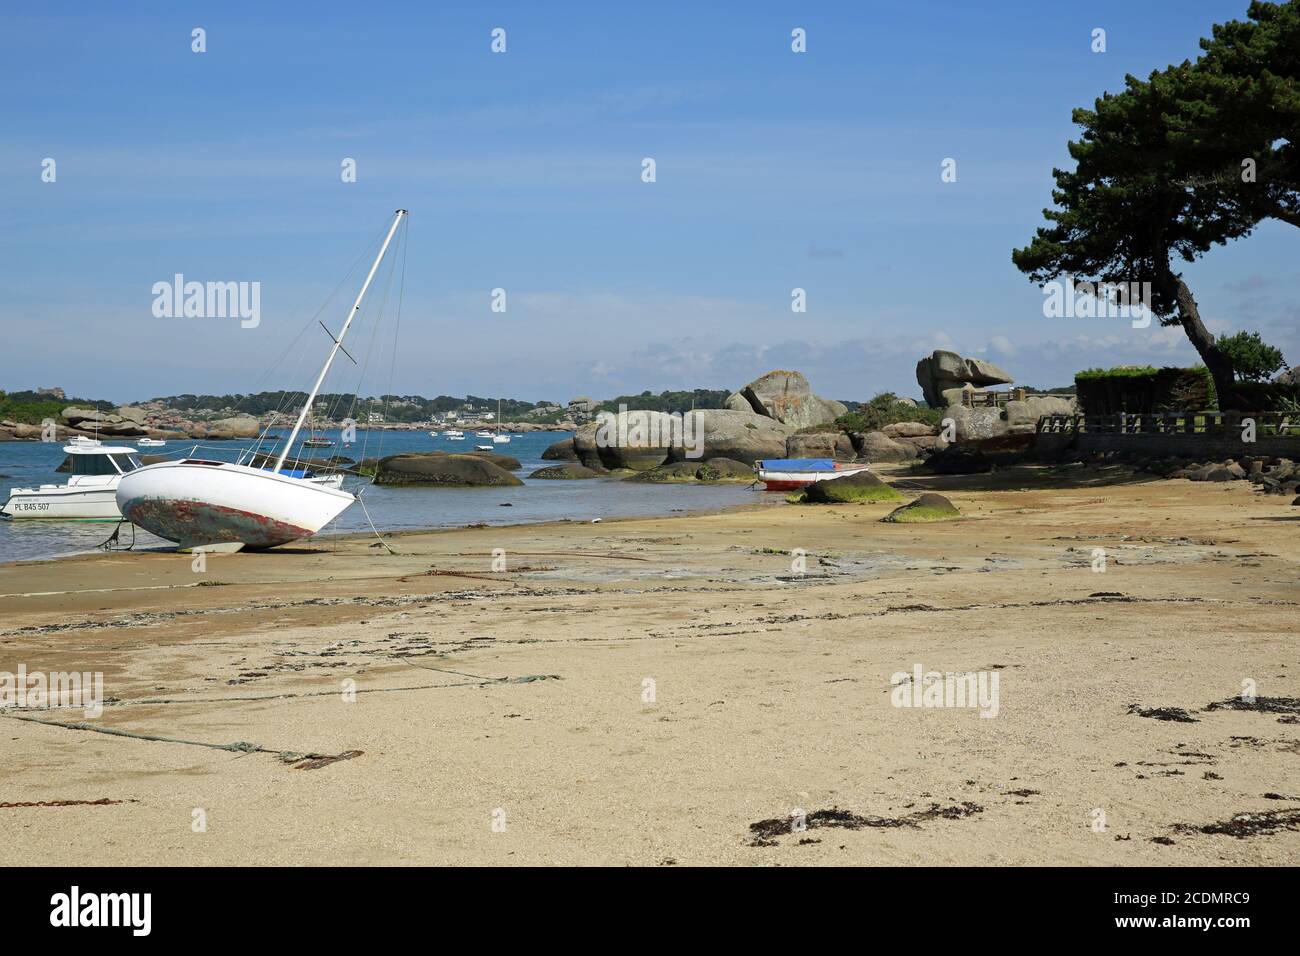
[540,437,578,461]
[373,453,523,487]
[529,463,600,480]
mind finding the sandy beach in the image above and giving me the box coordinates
[1,464,1297,866]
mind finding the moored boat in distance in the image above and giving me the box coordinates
[2,438,144,521]
[754,458,870,491]
[137,438,166,447]
[492,400,510,443]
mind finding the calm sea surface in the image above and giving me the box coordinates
[0,429,761,563]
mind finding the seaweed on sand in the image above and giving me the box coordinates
[1126,703,1199,723]
[748,802,984,845]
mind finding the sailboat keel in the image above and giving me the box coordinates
[122,498,314,550]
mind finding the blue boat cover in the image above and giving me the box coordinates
[758,459,834,471]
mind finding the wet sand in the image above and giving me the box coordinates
[1,463,1297,865]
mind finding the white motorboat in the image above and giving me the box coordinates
[2,438,143,521]
[474,430,492,439]
[137,438,166,447]
[115,209,408,552]
[475,443,493,451]
[444,429,464,438]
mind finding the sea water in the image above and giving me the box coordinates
[0,430,759,563]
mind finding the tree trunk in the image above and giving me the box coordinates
[1170,276,1237,408]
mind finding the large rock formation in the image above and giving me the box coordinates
[944,395,1076,441]
[785,431,855,460]
[461,449,522,471]
[540,437,579,461]
[59,406,148,437]
[572,407,794,470]
[915,350,1013,408]
[668,409,793,466]
[202,415,260,440]
[626,457,754,483]
[855,431,911,462]
[572,411,680,471]
[724,370,847,429]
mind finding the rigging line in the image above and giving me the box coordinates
[369,216,408,468]
[332,216,399,467]
[337,225,397,427]
[214,223,387,428]
[248,219,392,461]
[377,213,409,469]
[355,491,397,555]
[352,219,404,465]
[311,271,388,460]
[320,222,401,431]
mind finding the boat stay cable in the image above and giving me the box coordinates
[273,209,407,475]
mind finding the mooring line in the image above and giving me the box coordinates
[0,710,292,758]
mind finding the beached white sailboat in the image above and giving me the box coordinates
[115,209,408,552]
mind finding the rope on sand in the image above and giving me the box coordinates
[355,492,398,555]
[0,710,361,769]
[1,711,278,756]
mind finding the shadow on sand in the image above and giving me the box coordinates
[882,462,1166,494]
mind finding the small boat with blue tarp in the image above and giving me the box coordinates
[754,458,870,491]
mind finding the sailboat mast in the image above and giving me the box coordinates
[275,209,407,473]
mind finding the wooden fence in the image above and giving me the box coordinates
[963,389,1069,409]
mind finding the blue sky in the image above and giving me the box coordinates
[2,0,1296,405]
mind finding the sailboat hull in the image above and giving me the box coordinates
[116,461,355,550]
